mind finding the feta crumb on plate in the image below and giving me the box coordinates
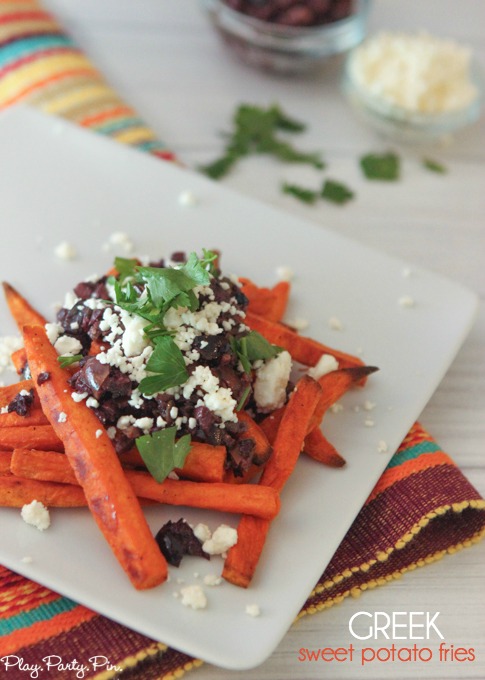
[180,584,207,610]
[202,524,238,556]
[54,241,77,260]
[245,603,261,617]
[21,500,50,531]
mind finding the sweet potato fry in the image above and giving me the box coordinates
[11,449,281,520]
[0,409,50,428]
[0,425,64,452]
[120,441,227,483]
[0,474,86,507]
[303,427,346,468]
[0,451,12,474]
[22,324,168,590]
[10,347,28,375]
[0,380,34,408]
[223,375,322,588]
[245,312,365,371]
[239,278,290,323]
[2,282,47,331]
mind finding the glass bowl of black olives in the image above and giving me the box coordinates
[202,0,372,74]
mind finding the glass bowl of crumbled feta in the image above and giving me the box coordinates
[342,31,485,144]
[201,0,372,74]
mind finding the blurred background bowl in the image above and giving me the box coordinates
[202,0,372,74]
[342,38,485,145]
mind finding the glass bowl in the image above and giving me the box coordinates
[342,41,485,145]
[201,0,371,74]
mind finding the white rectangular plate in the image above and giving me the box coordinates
[0,106,478,670]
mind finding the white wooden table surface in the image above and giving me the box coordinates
[40,1,485,678]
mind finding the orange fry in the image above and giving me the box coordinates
[2,282,47,331]
[239,278,290,323]
[223,375,322,588]
[245,312,365,371]
[0,409,50,428]
[11,449,281,520]
[0,474,86,507]
[0,451,12,474]
[0,425,64,452]
[10,347,28,375]
[22,324,168,590]
[0,380,35,408]
[303,427,346,468]
[119,441,227,484]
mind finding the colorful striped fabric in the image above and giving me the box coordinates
[1,2,485,678]
[1,423,484,679]
[0,0,175,161]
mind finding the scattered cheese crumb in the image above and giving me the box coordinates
[193,523,212,543]
[253,350,292,413]
[398,295,415,308]
[245,603,261,617]
[180,584,207,610]
[203,573,222,587]
[328,316,343,331]
[178,190,198,206]
[71,391,88,403]
[54,241,77,260]
[21,500,50,531]
[402,267,412,278]
[330,402,344,414]
[202,524,238,556]
[307,354,339,380]
[275,265,294,281]
[363,400,376,411]
[285,317,309,331]
[364,418,375,427]
[21,556,33,564]
[104,232,135,253]
[58,412,67,423]
[95,429,103,439]
[377,440,389,453]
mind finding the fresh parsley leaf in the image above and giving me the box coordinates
[282,182,319,204]
[199,103,324,179]
[232,331,282,374]
[114,257,139,282]
[57,354,83,368]
[423,158,447,174]
[360,152,400,180]
[321,179,355,204]
[136,427,191,483]
[138,335,189,395]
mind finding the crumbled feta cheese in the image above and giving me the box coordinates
[328,316,343,331]
[178,190,198,206]
[202,524,238,556]
[349,31,479,114]
[275,265,294,281]
[106,231,135,253]
[54,241,77,260]
[402,267,412,278]
[377,440,389,453]
[21,500,50,531]
[307,354,339,380]
[398,295,415,308]
[180,584,207,610]
[364,418,375,427]
[21,555,33,564]
[95,429,103,439]
[119,309,150,357]
[253,350,292,413]
[58,412,67,423]
[0,335,23,375]
[54,335,82,357]
[245,603,261,617]
[86,397,99,409]
[203,573,222,586]
[285,317,309,331]
[363,400,376,411]
[193,523,212,543]
[71,391,88,402]
[45,322,63,345]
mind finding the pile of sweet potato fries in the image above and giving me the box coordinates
[0,268,376,590]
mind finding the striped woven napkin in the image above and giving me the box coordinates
[1,2,485,677]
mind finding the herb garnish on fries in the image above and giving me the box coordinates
[1,249,377,589]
